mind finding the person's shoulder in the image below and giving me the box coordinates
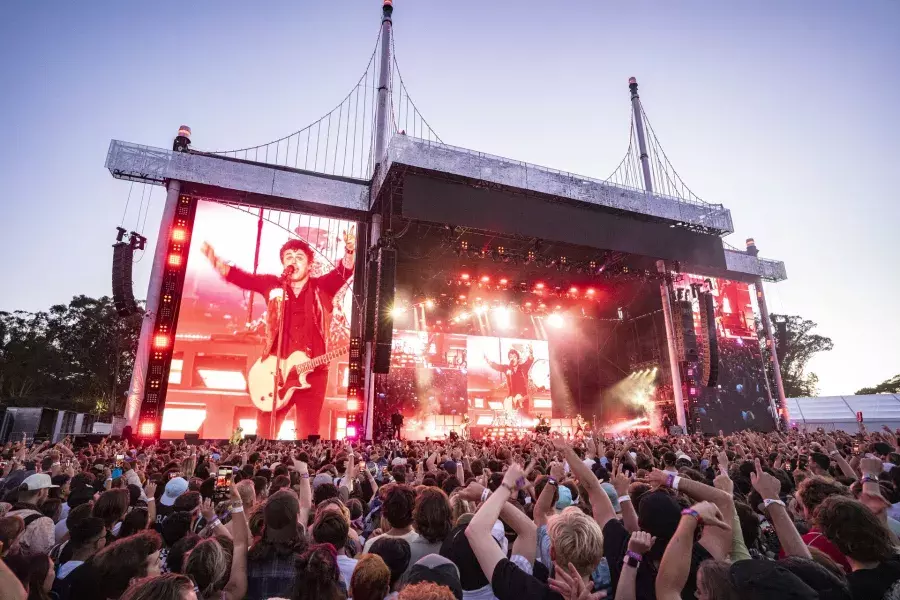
[491,558,561,600]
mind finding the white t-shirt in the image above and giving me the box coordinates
[54,517,69,544]
[362,529,419,553]
[337,554,358,588]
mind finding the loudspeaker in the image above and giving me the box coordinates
[373,247,396,374]
[184,433,201,445]
[243,434,258,442]
[112,242,137,317]
[675,300,698,361]
[702,293,719,387]
[307,434,321,443]
[364,257,379,343]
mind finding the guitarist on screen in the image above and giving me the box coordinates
[484,343,533,416]
[200,228,355,439]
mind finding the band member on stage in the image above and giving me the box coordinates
[484,343,533,415]
[201,229,355,439]
[574,413,586,437]
[460,413,470,440]
[390,412,404,440]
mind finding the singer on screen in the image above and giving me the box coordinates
[201,228,355,439]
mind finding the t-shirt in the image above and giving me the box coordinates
[337,554,358,588]
[362,529,420,553]
[57,561,84,580]
[407,534,443,574]
[847,559,900,600]
[603,518,709,600]
[798,529,852,574]
[491,558,562,600]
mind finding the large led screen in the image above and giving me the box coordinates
[165,201,358,440]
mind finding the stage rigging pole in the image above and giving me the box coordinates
[629,77,687,431]
[363,0,394,440]
[747,239,789,429]
[124,179,181,428]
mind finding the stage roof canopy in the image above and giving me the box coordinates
[786,394,900,431]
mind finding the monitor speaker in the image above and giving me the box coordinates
[112,242,137,317]
[373,247,396,374]
[307,434,321,442]
[184,433,201,445]
[243,434,258,442]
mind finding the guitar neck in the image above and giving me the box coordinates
[304,345,350,370]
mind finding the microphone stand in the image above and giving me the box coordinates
[270,268,294,440]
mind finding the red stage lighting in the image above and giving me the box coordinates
[586,288,596,296]
[346,425,358,438]
[171,228,187,242]
[458,294,466,300]
[535,282,545,290]
[499,278,508,285]
[480,275,490,283]
[569,286,578,294]
[346,398,360,412]
[153,334,170,349]
[168,254,182,267]
[139,421,156,437]
[461,273,470,281]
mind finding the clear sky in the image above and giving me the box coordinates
[1,1,897,396]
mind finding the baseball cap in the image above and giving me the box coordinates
[442,460,458,473]
[555,485,573,509]
[160,477,189,507]
[21,473,59,491]
[403,554,463,600]
[600,482,621,512]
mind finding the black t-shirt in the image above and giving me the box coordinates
[492,559,563,600]
[602,518,710,600]
[847,559,900,600]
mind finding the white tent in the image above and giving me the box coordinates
[785,394,900,432]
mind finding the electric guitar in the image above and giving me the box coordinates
[247,344,349,412]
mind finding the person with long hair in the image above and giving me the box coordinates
[120,573,197,600]
[4,552,55,600]
[246,490,308,600]
[291,543,346,600]
[409,487,452,568]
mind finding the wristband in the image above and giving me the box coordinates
[516,477,526,489]
[481,488,491,503]
[625,555,640,569]
[861,474,879,484]
[626,550,643,562]
[681,508,701,524]
[208,518,222,528]
[231,506,244,514]
[618,494,631,504]
[763,498,785,510]
[829,450,840,456]
[547,477,558,487]
[500,482,516,493]
[300,473,310,479]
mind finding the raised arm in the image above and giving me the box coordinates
[315,229,356,297]
[750,459,810,559]
[556,440,616,528]
[223,483,249,600]
[656,502,729,600]
[465,464,528,580]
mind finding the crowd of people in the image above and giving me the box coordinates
[1,424,899,600]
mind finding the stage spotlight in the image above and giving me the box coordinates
[425,299,435,309]
[535,282,545,290]
[547,312,564,328]
[499,278,508,285]
[390,305,406,318]
[493,305,511,328]
[480,275,490,283]
[457,311,471,321]
[461,273,470,281]
[473,305,487,316]
[569,286,578,295]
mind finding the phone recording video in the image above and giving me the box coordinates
[215,466,235,500]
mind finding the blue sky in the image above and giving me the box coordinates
[1,1,898,396]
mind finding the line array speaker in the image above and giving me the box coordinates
[372,246,396,374]
[702,293,719,387]
[112,242,137,317]
[675,300,698,361]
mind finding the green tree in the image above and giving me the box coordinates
[0,295,141,414]
[768,313,834,398]
[856,374,900,395]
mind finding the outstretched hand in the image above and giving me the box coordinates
[549,562,607,600]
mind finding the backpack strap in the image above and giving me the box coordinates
[23,512,45,527]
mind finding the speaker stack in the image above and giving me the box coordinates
[372,246,397,374]
[112,242,137,317]
[701,293,719,387]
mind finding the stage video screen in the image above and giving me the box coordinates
[681,275,776,434]
[374,331,551,439]
[166,200,357,440]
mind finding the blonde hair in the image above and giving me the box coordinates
[448,493,474,525]
[547,506,604,577]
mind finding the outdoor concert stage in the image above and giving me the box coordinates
[107,2,789,442]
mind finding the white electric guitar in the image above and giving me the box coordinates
[247,345,349,412]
